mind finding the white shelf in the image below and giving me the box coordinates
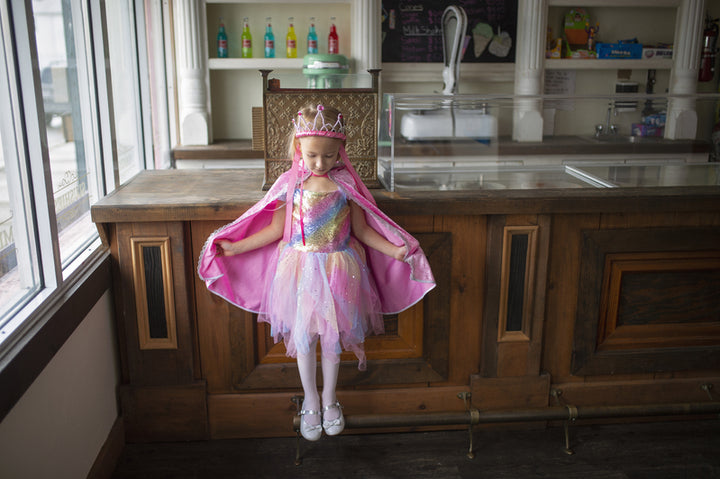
[548,0,680,6]
[209,58,304,70]
[545,58,674,70]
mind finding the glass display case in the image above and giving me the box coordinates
[378,92,720,191]
[571,163,720,188]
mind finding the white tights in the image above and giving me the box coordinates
[296,339,341,426]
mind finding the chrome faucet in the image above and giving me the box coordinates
[595,102,618,137]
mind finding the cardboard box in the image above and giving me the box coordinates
[632,123,664,137]
[596,43,643,59]
[642,47,673,60]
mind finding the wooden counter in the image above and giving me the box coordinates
[93,169,720,441]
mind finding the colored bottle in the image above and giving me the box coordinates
[286,17,297,58]
[264,17,275,58]
[241,17,252,58]
[217,18,228,58]
[307,17,318,54]
[328,16,339,54]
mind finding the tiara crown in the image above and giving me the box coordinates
[293,105,346,138]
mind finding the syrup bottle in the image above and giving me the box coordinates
[307,17,318,54]
[286,17,297,58]
[241,17,252,58]
[264,17,275,58]
[328,16,339,54]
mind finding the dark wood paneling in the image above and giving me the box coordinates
[117,222,196,386]
[208,386,469,439]
[229,231,452,389]
[573,227,720,375]
[470,373,551,409]
[93,170,720,442]
[120,382,209,442]
[617,269,720,326]
[483,215,550,379]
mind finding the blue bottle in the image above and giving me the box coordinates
[307,17,318,54]
[264,17,275,58]
[217,18,228,58]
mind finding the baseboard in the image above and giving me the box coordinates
[86,416,125,479]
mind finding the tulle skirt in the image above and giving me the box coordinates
[258,237,384,370]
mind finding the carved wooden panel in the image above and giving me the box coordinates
[482,215,550,378]
[573,227,720,375]
[232,232,452,390]
[264,93,377,160]
[130,236,178,350]
[261,73,379,188]
[597,251,720,351]
[497,225,539,343]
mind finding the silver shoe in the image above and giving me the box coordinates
[322,401,345,436]
[299,405,322,441]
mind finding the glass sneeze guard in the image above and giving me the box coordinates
[379,92,720,192]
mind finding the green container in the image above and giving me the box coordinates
[302,53,349,89]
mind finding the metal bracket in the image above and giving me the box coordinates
[457,391,477,459]
[563,405,578,455]
[701,383,715,401]
[551,388,576,455]
[291,395,304,466]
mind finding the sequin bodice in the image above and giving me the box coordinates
[290,189,350,252]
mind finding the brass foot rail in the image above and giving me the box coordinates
[291,392,720,465]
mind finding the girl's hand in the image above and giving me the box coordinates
[215,239,237,256]
[394,245,408,262]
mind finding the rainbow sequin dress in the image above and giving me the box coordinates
[258,187,384,368]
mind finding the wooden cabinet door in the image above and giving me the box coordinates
[191,218,453,393]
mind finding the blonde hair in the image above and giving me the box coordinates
[286,104,346,159]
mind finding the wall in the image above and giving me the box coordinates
[0,291,119,479]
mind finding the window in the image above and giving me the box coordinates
[33,0,101,267]
[0,0,163,350]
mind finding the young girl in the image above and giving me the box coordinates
[197,104,435,441]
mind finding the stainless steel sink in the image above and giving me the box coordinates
[577,135,661,144]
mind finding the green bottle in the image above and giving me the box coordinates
[241,17,252,58]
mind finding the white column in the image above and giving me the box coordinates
[512,0,546,142]
[351,0,380,72]
[666,0,704,140]
[174,0,211,145]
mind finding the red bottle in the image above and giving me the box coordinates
[328,17,339,54]
[699,15,719,82]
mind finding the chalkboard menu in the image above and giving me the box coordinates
[381,0,517,63]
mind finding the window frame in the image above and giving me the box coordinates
[0,0,161,421]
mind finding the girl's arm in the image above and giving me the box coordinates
[215,205,286,256]
[350,201,407,261]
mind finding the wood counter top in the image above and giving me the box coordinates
[91,169,720,224]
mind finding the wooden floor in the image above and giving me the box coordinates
[112,419,720,479]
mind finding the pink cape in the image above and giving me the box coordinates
[197,166,436,315]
